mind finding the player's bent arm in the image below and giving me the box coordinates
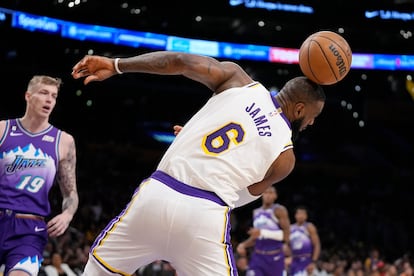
[307,222,321,262]
[275,205,291,244]
[248,148,296,196]
[57,132,79,219]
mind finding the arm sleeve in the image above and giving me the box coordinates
[260,229,284,241]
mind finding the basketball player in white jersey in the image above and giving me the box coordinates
[71,51,326,276]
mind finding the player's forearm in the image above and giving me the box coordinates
[312,243,321,261]
[117,52,227,91]
[279,217,290,244]
[118,51,193,75]
[58,138,78,217]
[283,229,290,244]
[62,191,79,217]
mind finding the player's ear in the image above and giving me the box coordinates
[294,102,305,117]
[25,91,31,101]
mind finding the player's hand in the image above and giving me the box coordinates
[47,212,73,237]
[306,261,317,274]
[173,125,183,136]
[236,243,247,257]
[71,55,117,85]
[284,256,292,267]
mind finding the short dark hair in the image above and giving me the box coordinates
[295,205,308,213]
[279,76,325,104]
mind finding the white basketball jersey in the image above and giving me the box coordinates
[157,82,293,207]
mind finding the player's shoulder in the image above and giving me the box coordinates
[59,130,76,147]
[274,203,288,214]
[274,203,286,209]
[306,221,317,230]
[0,119,8,137]
[57,130,76,161]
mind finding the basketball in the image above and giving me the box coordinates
[299,31,352,85]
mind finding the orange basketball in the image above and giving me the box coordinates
[299,31,352,85]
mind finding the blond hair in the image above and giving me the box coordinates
[27,75,62,92]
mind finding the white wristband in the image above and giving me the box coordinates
[260,229,284,241]
[114,58,123,74]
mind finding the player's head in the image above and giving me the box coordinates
[262,186,277,206]
[25,75,62,118]
[277,76,325,141]
[294,205,309,223]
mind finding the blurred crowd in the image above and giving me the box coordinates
[16,207,412,276]
[30,188,412,276]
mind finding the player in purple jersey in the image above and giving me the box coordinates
[287,206,320,276]
[0,75,79,276]
[237,186,290,276]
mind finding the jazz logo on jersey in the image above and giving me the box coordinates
[2,144,50,174]
[5,155,47,174]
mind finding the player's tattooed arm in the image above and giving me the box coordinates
[57,135,79,219]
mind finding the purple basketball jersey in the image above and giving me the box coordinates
[289,223,313,275]
[247,204,285,276]
[0,119,60,216]
[253,203,284,251]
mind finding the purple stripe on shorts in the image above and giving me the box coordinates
[224,209,238,276]
[151,170,227,206]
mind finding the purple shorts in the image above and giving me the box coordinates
[247,249,285,276]
[0,209,48,275]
